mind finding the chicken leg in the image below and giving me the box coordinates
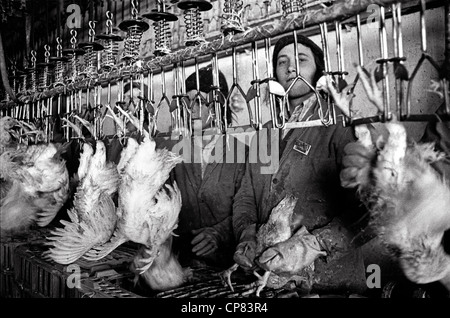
[219,263,240,292]
[241,270,271,297]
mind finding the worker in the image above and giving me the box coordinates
[230,33,368,296]
[161,65,249,270]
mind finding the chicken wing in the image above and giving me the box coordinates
[1,142,70,235]
[44,140,120,264]
[83,136,183,275]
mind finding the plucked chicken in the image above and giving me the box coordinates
[83,135,184,275]
[337,65,450,291]
[44,140,120,264]
[256,226,326,277]
[0,141,70,235]
[220,194,300,296]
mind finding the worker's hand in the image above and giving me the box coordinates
[190,227,220,257]
[233,224,257,269]
[233,240,256,269]
[340,141,376,189]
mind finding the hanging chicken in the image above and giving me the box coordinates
[44,140,120,264]
[82,135,184,276]
[130,228,192,292]
[0,141,70,235]
[332,65,450,291]
[14,120,47,145]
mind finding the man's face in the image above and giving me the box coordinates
[275,43,317,99]
[187,90,211,131]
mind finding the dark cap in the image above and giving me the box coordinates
[185,65,231,123]
[185,65,229,97]
[123,81,149,101]
[272,33,324,86]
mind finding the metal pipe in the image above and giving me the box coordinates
[444,1,450,113]
[0,31,19,104]
[250,40,262,130]
[356,14,364,67]
[12,0,416,103]
[378,5,391,121]
[392,2,405,120]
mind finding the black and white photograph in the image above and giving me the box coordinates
[0,0,449,310]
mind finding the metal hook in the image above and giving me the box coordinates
[262,37,285,129]
[246,40,263,131]
[405,0,449,120]
[225,46,254,129]
[153,66,172,135]
[210,53,226,134]
[189,59,209,119]
[377,6,392,121]
[317,25,335,126]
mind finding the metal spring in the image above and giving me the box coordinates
[21,74,27,93]
[68,54,80,82]
[222,0,244,33]
[102,39,119,69]
[99,11,121,71]
[280,0,306,16]
[123,25,144,60]
[153,19,172,55]
[54,60,65,85]
[29,50,37,92]
[30,70,37,92]
[38,68,48,90]
[39,45,51,90]
[71,30,82,82]
[83,46,97,77]
[53,38,65,85]
[184,7,205,45]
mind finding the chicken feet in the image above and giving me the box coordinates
[219,263,240,292]
[241,270,271,297]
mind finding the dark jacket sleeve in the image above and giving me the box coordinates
[333,124,371,240]
[204,139,249,247]
[210,215,233,247]
[232,137,260,243]
[421,120,450,182]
